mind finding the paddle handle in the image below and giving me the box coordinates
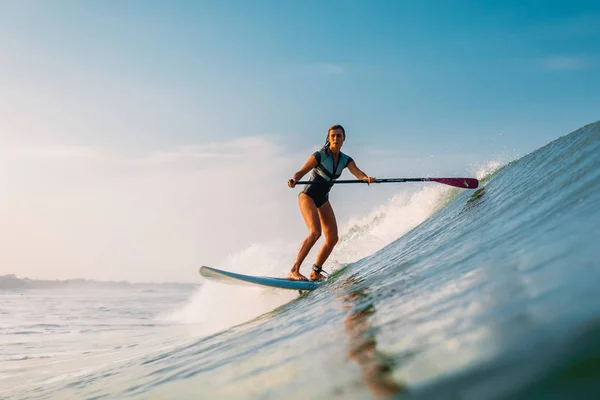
[295,177,479,189]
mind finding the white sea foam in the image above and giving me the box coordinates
[165,182,454,336]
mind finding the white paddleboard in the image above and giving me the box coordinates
[199,266,322,291]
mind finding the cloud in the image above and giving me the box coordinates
[131,145,241,167]
[0,137,278,166]
[321,63,344,75]
[128,137,284,167]
[1,145,98,160]
[541,56,589,71]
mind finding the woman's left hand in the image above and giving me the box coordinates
[364,176,376,185]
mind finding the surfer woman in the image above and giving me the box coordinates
[287,124,375,281]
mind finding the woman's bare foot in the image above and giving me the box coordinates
[310,265,328,281]
[288,271,308,281]
[309,271,327,281]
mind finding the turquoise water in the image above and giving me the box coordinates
[3,122,599,399]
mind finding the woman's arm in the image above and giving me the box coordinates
[347,160,376,184]
[288,155,318,188]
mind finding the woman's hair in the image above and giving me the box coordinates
[321,124,346,154]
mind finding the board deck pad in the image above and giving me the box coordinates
[199,266,322,291]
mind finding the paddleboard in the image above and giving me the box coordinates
[199,266,322,291]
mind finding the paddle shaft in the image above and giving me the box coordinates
[295,177,479,189]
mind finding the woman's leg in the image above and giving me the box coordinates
[288,193,322,281]
[311,201,339,280]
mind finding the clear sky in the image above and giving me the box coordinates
[1,1,598,282]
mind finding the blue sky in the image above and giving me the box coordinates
[1,1,598,281]
[2,0,598,151]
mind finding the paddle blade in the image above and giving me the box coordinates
[430,178,479,189]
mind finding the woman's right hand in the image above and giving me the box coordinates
[287,178,296,188]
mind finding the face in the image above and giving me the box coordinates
[328,128,345,149]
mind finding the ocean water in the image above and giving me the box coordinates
[2,122,599,399]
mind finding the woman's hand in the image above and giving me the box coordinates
[364,176,376,185]
[288,178,296,188]
[348,161,375,185]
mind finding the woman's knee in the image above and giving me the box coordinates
[308,230,322,242]
[326,234,339,246]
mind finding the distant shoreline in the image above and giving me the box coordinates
[0,274,198,290]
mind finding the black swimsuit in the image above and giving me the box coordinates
[301,149,353,208]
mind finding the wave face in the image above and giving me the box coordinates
[7,122,600,399]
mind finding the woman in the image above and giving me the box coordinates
[287,124,375,281]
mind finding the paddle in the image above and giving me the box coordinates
[295,177,479,189]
